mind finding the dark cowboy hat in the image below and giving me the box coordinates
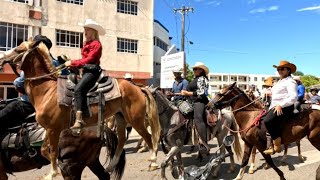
[273,60,296,73]
[311,88,319,93]
[33,35,52,50]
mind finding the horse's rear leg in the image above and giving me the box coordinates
[106,113,127,172]
[281,144,289,162]
[259,150,286,180]
[161,146,181,180]
[235,142,253,180]
[308,128,320,151]
[249,146,256,174]
[296,140,304,162]
[88,158,110,180]
[44,129,60,180]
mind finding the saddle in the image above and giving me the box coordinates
[57,70,121,116]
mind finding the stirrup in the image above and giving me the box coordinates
[263,147,275,155]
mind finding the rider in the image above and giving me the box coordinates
[306,88,320,104]
[263,60,298,155]
[262,77,273,110]
[293,76,305,112]
[0,72,35,132]
[166,68,189,106]
[64,19,105,129]
[181,62,209,154]
[124,73,136,85]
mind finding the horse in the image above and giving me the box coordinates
[147,87,242,180]
[211,82,320,180]
[0,39,161,179]
[0,102,49,180]
[58,126,125,180]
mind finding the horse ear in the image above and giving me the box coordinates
[28,37,33,42]
[230,82,237,89]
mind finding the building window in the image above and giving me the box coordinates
[0,22,28,52]
[154,37,168,51]
[10,0,28,4]
[117,0,138,15]
[57,0,83,5]
[117,38,138,53]
[0,84,18,100]
[56,29,83,48]
[254,77,257,81]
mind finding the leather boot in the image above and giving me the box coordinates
[263,133,274,155]
[70,111,85,129]
[273,137,282,153]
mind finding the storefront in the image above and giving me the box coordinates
[0,64,19,100]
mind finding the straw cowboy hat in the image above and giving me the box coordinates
[263,77,273,87]
[293,76,301,82]
[79,19,105,35]
[172,68,183,73]
[124,73,133,79]
[192,62,209,75]
[273,60,296,73]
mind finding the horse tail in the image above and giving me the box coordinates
[230,115,242,160]
[141,88,161,152]
[104,127,126,180]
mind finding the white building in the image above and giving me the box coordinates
[208,73,280,96]
[148,20,171,86]
[0,0,154,99]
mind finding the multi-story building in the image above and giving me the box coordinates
[208,73,280,96]
[148,19,171,87]
[0,0,154,99]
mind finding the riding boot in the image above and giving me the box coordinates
[263,133,274,155]
[70,111,85,129]
[273,137,282,153]
[195,125,210,155]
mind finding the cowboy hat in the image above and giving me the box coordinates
[273,60,296,73]
[192,62,209,75]
[124,73,133,79]
[172,68,183,73]
[79,19,105,36]
[293,76,301,81]
[263,77,273,87]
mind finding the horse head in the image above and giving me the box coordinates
[147,86,169,114]
[0,37,35,74]
[212,82,246,109]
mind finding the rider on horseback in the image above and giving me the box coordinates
[263,60,298,155]
[262,77,273,110]
[181,62,210,154]
[166,68,189,106]
[64,19,105,129]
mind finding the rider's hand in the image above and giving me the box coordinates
[64,61,72,67]
[181,90,190,96]
[273,105,283,116]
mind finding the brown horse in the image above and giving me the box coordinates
[0,39,161,179]
[212,82,320,180]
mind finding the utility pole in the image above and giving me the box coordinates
[174,6,194,77]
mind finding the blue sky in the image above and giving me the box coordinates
[154,0,320,76]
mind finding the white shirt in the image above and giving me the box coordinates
[269,76,298,109]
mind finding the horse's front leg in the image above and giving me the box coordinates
[106,113,127,172]
[296,140,304,162]
[161,146,180,180]
[234,142,253,180]
[249,146,257,174]
[44,129,60,180]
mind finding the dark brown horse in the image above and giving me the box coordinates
[58,126,125,180]
[212,82,320,180]
[0,39,161,179]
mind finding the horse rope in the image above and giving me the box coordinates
[25,65,67,81]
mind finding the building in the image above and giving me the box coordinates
[0,0,154,99]
[208,72,280,96]
[148,19,171,87]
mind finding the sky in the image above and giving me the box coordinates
[154,0,320,76]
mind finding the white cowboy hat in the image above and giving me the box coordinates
[124,73,133,79]
[192,62,209,75]
[172,68,183,73]
[293,76,301,81]
[79,19,105,36]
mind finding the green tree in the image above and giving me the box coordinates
[301,75,320,88]
[293,71,304,76]
[185,63,194,82]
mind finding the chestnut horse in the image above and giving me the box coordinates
[0,40,161,179]
[212,82,320,180]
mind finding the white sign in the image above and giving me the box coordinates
[160,51,185,88]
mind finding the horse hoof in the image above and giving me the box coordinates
[138,147,148,153]
[248,168,254,174]
[105,165,113,172]
[149,165,159,171]
[298,156,305,163]
[263,164,270,169]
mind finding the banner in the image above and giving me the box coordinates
[160,52,184,88]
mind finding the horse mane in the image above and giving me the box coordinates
[236,87,264,109]
[36,42,56,74]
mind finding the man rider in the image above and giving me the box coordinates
[166,68,189,106]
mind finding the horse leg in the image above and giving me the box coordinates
[138,139,149,153]
[161,146,180,180]
[44,129,60,180]
[135,137,144,152]
[175,152,184,179]
[226,145,236,173]
[235,142,253,180]
[106,113,127,172]
[281,144,289,162]
[88,158,110,180]
[259,149,286,180]
[249,146,256,174]
[296,140,304,162]
[0,159,8,180]
[308,128,320,151]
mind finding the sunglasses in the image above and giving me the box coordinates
[277,67,287,71]
[193,68,201,71]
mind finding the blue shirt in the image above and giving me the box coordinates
[53,59,70,75]
[297,83,305,101]
[172,78,189,102]
[13,71,29,102]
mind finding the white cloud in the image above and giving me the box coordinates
[248,0,256,4]
[207,1,221,6]
[297,5,320,12]
[194,0,204,2]
[250,5,279,14]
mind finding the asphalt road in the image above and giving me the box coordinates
[8,134,320,180]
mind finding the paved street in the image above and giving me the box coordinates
[8,133,320,180]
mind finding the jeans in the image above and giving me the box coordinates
[193,102,207,143]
